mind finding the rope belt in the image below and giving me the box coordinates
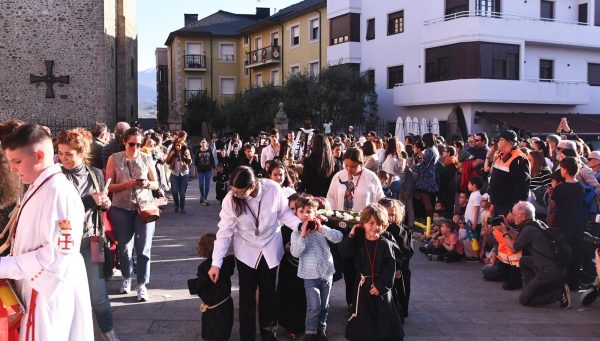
[348,274,375,322]
[200,296,230,313]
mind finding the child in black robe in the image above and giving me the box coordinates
[341,203,404,341]
[213,164,229,203]
[379,198,413,319]
[276,193,306,338]
[188,233,235,341]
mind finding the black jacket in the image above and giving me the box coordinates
[488,149,531,208]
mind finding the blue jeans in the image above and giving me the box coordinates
[303,276,332,335]
[197,170,212,201]
[109,207,155,285]
[81,244,114,332]
[170,174,189,209]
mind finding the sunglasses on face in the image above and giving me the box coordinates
[127,142,142,148]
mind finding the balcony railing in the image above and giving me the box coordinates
[184,55,206,70]
[184,89,207,104]
[424,10,588,26]
[245,45,281,69]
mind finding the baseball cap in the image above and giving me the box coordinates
[499,130,518,143]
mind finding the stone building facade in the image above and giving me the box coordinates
[0,0,137,131]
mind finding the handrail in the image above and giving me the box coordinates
[524,79,588,85]
[424,10,589,26]
[245,45,281,65]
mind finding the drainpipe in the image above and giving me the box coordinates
[210,36,213,96]
[314,8,322,70]
[249,34,252,88]
[279,23,284,86]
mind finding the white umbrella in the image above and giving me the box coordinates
[413,117,421,136]
[432,118,440,135]
[395,116,405,141]
[405,116,413,137]
[420,118,428,135]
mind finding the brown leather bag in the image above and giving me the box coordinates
[137,202,160,223]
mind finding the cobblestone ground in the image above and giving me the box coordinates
[104,179,600,340]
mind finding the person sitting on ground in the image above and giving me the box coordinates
[424,219,463,263]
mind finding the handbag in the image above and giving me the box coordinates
[126,158,161,223]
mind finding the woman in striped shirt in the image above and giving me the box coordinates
[529,150,552,190]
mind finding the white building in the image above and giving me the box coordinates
[327,0,600,138]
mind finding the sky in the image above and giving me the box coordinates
[137,0,300,71]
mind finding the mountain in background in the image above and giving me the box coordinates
[138,67,157,118]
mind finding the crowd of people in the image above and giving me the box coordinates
[1,117,600,341]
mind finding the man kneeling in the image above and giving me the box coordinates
[494,201,571,309]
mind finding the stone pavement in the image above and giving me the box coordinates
[106,179,600,341]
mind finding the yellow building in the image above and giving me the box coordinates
[240,0,327,89]
[163,0,327,128]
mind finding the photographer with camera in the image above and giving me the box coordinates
[494,201,571,308]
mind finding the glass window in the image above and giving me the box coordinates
[309,62,320,76]
[477,0,500,15]
[271,70,279,85]
[220,78,235,95]
[541,0,554,20]
[388,11,404,35]
[271,32,279,47]
[330,13,360,45]
[445,0,469,16]
[310,19,319,41]
[366,69,375,89]
[388,65,403,89]
[589,63,600,86]
[366,18,375,40]
[291,25,300,46]
[255,73,263,87]
[220,43,235,61]
[290,66,300,75]
[425,42,520,82]
[539,59,554,81]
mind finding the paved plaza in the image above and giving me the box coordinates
[106,179,600,341]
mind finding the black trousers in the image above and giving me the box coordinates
[566,238,582,290]
[237,257,278,341]
[519,256,565,306]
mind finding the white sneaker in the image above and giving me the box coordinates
[119,278,131,294]
[136,284,149,302]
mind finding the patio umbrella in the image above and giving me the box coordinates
[405,116,413,137]
[420,118,428,135]
[432,118,440,135]
[413,117,421,136]
[395,116,405,141]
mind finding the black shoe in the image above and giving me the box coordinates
[560,283,571,309]
[580,286,599,306]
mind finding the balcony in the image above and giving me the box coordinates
[422,11,600,49]
[245,45,281,69]
[326,41,361,66]
[394,78,589,107]
[184,89,207,104]
[184,55,206,71]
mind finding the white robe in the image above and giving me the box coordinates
[0,164,93,341]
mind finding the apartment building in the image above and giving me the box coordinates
[327,0,600,136]
[162,0,327,129]
[240,0,327,88]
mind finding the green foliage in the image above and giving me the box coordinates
[183,91,218,136]
[282,72,321,122]
[221,85,282,138]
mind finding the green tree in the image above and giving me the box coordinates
[282,72,321,123]
[221,85,282,138]
[183,91,218,136]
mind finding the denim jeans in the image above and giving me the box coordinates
[81,244,114,332]
[109,207,155,285]
[197,170,212,201]
[303,276,332,335]
[170,173,189,209]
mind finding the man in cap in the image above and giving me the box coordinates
[487,130,531,216]
[587,151,600,181]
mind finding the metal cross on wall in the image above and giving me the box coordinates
[30,60,70,98]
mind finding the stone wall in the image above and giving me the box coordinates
[0,0,137,131]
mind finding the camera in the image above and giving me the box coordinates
[306,220,317,231]
[582,232,600,247]
[487,216,504,226]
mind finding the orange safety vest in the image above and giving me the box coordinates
[492,229,522,266]
[492,149,526,173]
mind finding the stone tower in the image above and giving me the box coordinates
[0,0,137,131]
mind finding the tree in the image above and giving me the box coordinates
[183,92,218,136]
[282,72,321,123]
[221,85,282,138]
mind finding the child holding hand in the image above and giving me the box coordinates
[341,203,404,341]
[290,196,343,340]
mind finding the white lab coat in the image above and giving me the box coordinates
[212,179,301,269]
[0,164,93,341]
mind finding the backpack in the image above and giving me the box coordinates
[531,220,572,266]
[580,182,599,219]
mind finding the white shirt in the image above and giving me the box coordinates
[260,144,279,169]
[465,190,483,226]
[326,168,385,212]
[212,179,301,269]
[0,164,93,341]
[323,122,332,134]
[382,155,405,182]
